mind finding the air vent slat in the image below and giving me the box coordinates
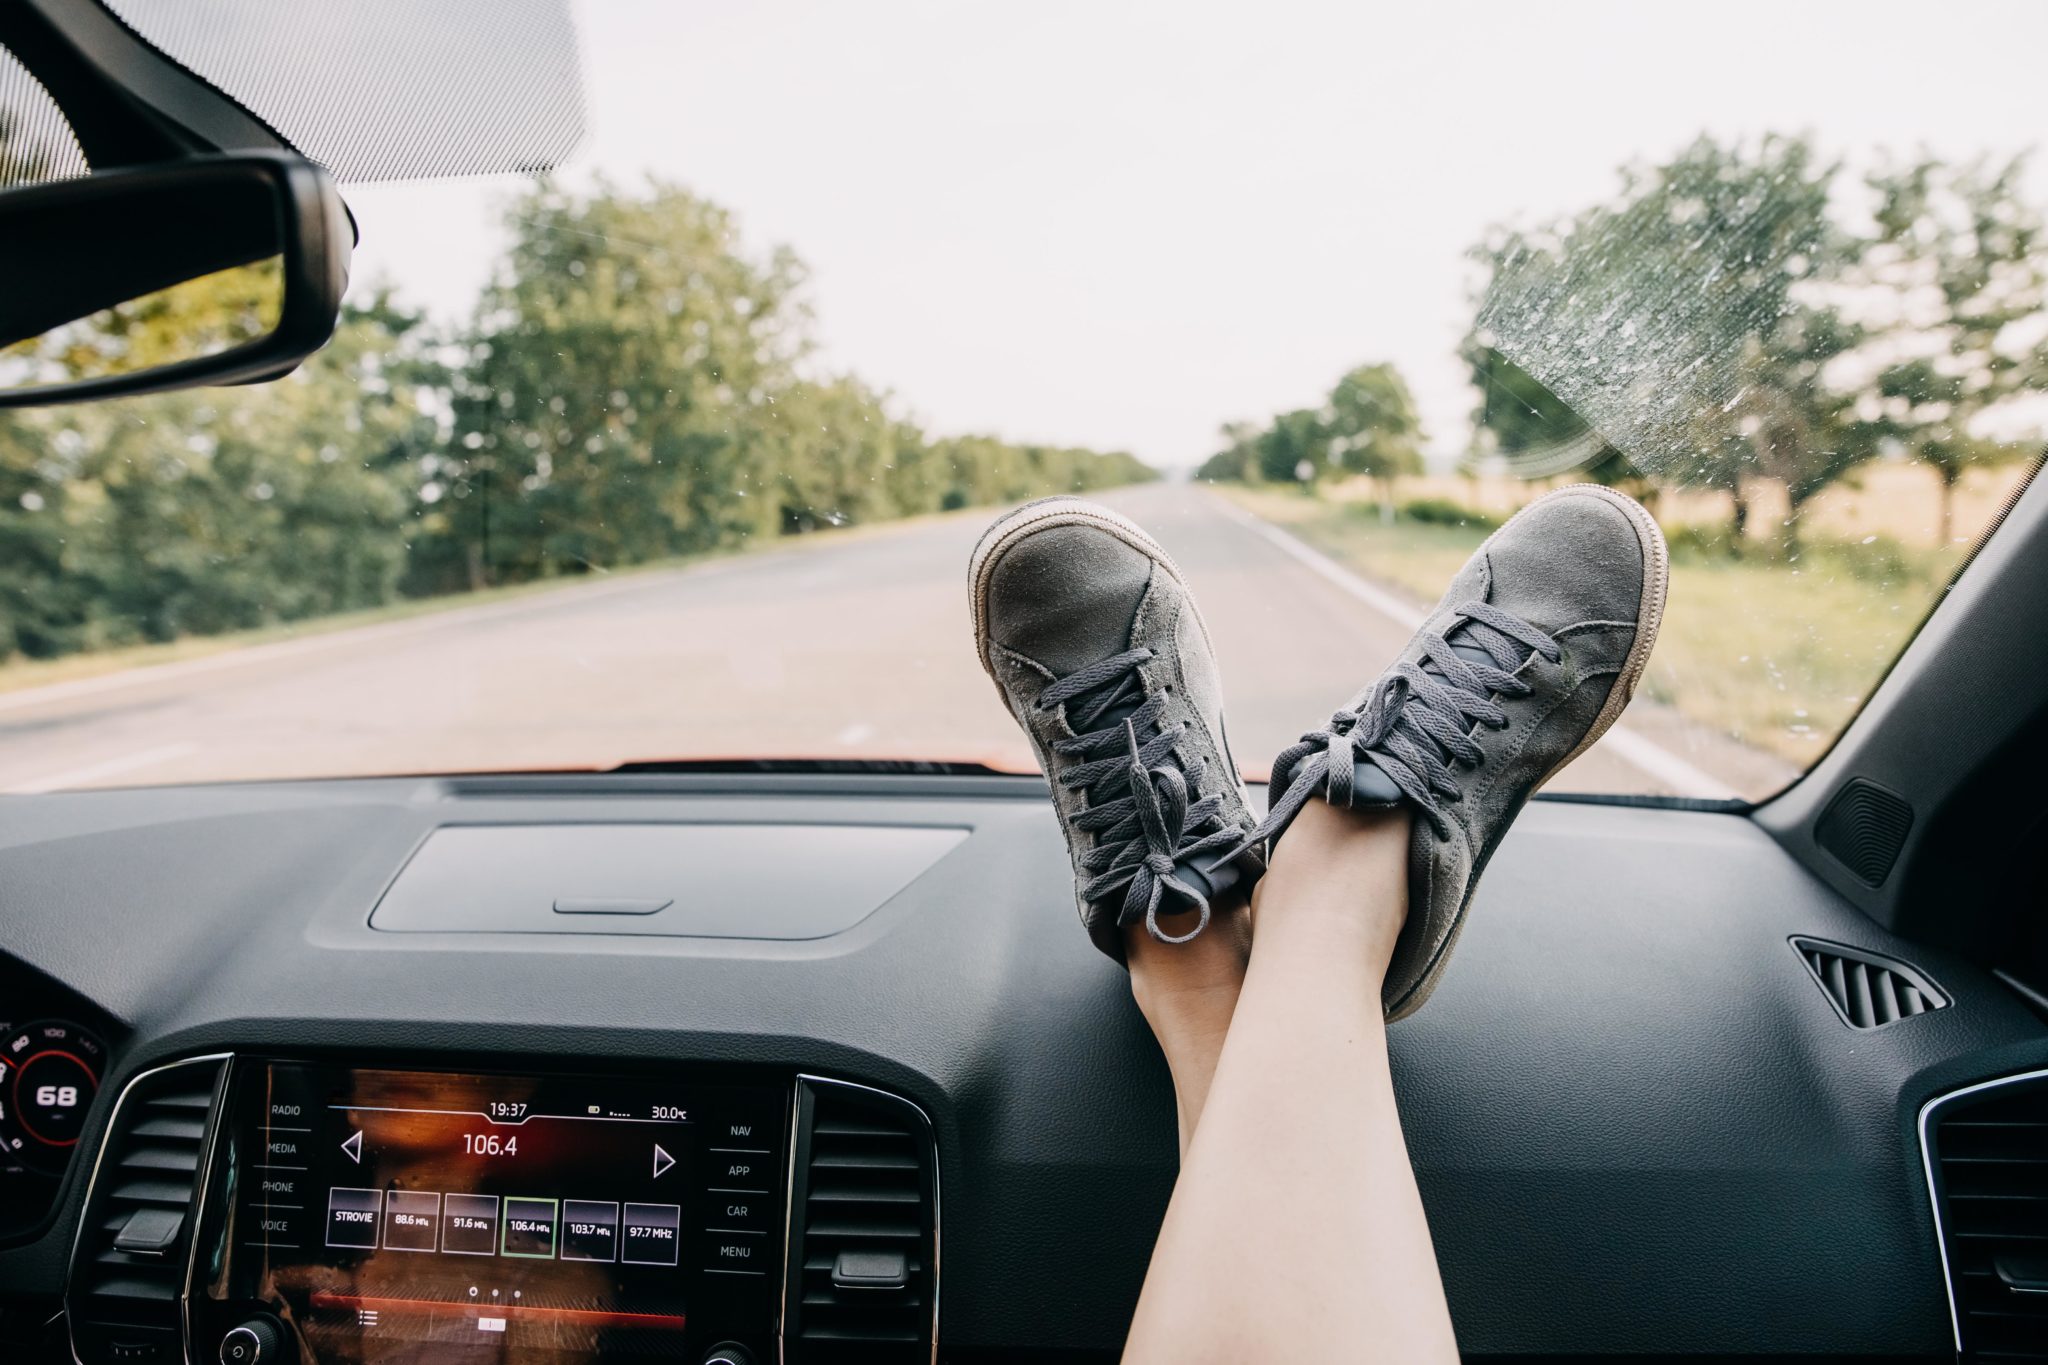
[788,1078,936,1363]
[811,1151,921,1171]
[67,1057,225,1365]
[1792,937,1948,1030]
[80,1273,180,1302]
[104,1177,198,1207]
[1929,1072,2048,1362]
[808,1184,921,1204]
[805,1217,922,1240]
[128,1113,208,1143]
[813,1119,906,1138]
[116,1145,201,1175]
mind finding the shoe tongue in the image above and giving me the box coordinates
[1068,674,1146,736]
[1429,618,1515,681]
[1345,620,1518,804]
[1064,672,1156,806]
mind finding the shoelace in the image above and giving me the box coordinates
[1244,601,1562,848]
[1038,648,1249,943]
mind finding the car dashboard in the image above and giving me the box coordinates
[1,770,2045,1363]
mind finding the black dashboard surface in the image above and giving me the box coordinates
[1,771,2043,1358]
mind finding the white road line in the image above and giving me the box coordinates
[0,574,664,718]
[1202,490,1741,800]
[8,741,199,795]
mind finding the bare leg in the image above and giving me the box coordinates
[1123,801,1459,1363]
[1125,890,1251,1157]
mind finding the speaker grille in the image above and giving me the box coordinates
[1815,779,1914,887]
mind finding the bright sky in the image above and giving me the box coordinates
[346,0,2048,471]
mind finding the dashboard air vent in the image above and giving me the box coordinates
[1792,937,1948,1030]
[1925,1071,2048,1362]
[67,1056,227,1365]
[786,1076,937,1364]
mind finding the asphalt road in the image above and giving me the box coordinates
[0,483,1787,798]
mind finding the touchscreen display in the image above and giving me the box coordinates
[211,1063,788,1363]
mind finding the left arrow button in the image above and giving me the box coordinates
[341,1130,363,1164]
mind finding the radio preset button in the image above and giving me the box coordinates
[325,1188,381,1249]
[382,1190,440,1252]
[562,1200,620,1262]
[621,1203,681,1266]
[502,1198,559,1259]
[442,1193,499,1255]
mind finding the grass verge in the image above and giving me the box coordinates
[1220,485,1955,769]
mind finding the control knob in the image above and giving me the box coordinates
[703,1344,756,1365]
[219,1316,283,1365]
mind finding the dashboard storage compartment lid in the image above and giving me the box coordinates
[370,822,967,938]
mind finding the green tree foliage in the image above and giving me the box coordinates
[1463,344,1639,490]
[0,178,1152,663]
[1853,154,2048,544]
[1326,363,1425,515]
[1468,134,1873,545]
[1256,409,1327,484]
[433,179,808,588]
[1199,364,1425,500]
[1195,421,1261,483]
[1466,135,2048,552]
[0,296,442,656]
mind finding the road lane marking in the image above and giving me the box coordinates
[1201,489,1740,800]
[8,741,200,794]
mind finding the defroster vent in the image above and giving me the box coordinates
[786,1076,937,1364]
[1924,1070,2048,1362]
[1792,937,1948,1030]
[67,1055,228,1365]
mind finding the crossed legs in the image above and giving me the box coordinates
[1119,801,1459,1364]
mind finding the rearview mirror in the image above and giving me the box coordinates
[0,152,352,406]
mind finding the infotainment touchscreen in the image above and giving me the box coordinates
[200,1062,789,1364]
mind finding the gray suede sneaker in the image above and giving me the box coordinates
[970,497,1264,960]
[1244,484,1669,1020]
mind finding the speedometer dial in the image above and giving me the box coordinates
[0,1019,108,1174]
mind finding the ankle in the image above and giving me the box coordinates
[1125,894,1251,1028]
[1252,802,1412,980]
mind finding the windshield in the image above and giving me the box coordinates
[2,1,2044,800]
